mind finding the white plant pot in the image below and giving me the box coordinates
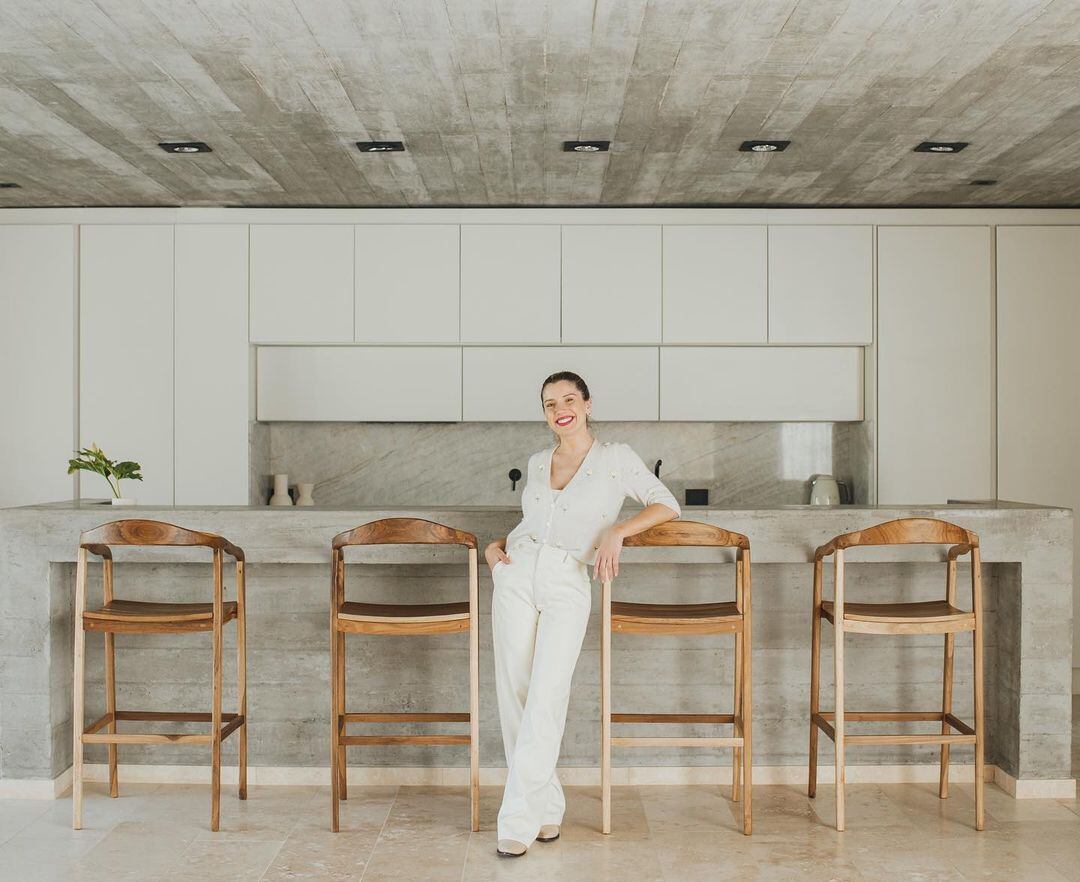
[111,497,136,507]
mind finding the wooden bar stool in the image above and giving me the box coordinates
[72,519,247,832]
[809,517,984,831]
[330,517,479,833]
[600,520,752,835]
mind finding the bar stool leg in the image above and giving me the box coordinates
[103,556,118,798]
[237,559,248,801]
[600,579,612,835]
[732,630,743,802]
[808,559,823,799]
[741,549,752,836]
[939,557,958,799]
[210,551,224,832]
[72,548,88,831]
[833,550,846,832]
[330,549,341,832]
[336,630,347,800]
[468,548,480,833]
[972,549,985,831]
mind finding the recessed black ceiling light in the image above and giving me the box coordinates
[914,141,968,153]
[564,140,610,153]
[356,141,405,153]
[969,179,998,186]
[158,141,212,154]
[0,181,20,188]
[739,140,790,152]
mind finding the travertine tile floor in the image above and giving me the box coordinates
[1,779,1078,882]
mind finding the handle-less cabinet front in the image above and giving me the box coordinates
[767,225,873,344]
[257,346,462,421]
[561,225,661,343]
[660,347,864,421]
[80,225,175,503]
[355,225,459,342]
[250,224,354,343]
[461,225,561,343]
[662,225,767,343]
[463,347,659,421]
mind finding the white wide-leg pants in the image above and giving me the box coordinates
[491,540,592,845]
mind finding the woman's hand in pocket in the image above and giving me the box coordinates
[485,541,511,572]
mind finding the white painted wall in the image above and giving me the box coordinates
[0,225,76,507]
[996,226,1080,664]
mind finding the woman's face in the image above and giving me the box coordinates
[542,380,591,440]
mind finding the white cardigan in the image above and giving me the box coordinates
[504,438,681,567]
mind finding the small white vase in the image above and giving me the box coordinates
[296,483,315,507]
[111,497,136,507]
[269,473,293,507]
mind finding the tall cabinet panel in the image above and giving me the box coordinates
[561,225,661,343]
[997,226,1080,660]
[80,225,174,504]
[356,224,459,342]
[0,226,76,507]
[174,225,250,504]
[877,226,992,504]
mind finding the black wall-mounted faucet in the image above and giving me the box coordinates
[509,468,522,491]
[654,459,662,478]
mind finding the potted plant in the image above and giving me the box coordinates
[67,443,143,506]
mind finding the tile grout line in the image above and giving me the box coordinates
[359,784,399,882]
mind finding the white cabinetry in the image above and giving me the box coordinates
[355,225,459,342]
[256,347,462,421]
[461,225,561,343]
[768,225,873,343]
[660,347,863,421]
[662,226,767,343]
[80,225,175,504]
[174,225,250,504]
[0,226,76,507]
[561,225,661,343]
[462,347,658,421]
[996,226,1080,659]
[877,226,992,504]
[250,225,353,343]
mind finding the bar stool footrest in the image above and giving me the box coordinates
[813,710,977,744]
[81,711,243,744]
[611,736,745,748]
[611,713,734,724]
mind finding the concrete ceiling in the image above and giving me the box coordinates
[1,0,1079,208]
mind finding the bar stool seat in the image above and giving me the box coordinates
[611,600,741,632]
[821,600,974,632]
[84,599,239,631]
[338,600,470,630]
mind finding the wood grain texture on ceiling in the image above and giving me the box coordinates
[0,0,1079,207]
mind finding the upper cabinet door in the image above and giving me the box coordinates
[250,224,353,343]
[662,226,767,343]
[80,225,175,504]
[561,225,661,343]
[461,225,561,344]
[768,225,873,344]
[356,225,459,343]
[462,347,659,421]
[877,226,992,504]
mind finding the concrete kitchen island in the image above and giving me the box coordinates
[0,501,1072,798]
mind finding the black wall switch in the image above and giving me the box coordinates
[685,488,709,506]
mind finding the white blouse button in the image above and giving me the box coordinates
[610,471,617,479]
[603,441,610,447]
[585,469,592,477]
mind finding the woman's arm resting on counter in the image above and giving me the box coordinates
[593,501,679,583]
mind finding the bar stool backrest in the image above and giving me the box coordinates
[623,519,749,549]
[816,517,978,559]
[332,517,478,549]
[79,518,244,559]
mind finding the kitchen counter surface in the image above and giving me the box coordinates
[0,500,1072,797]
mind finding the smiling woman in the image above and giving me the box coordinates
[484,370,680,859]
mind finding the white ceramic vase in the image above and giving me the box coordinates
[296,483,315,507]
[111,497,136,507]
[269,474,293,507]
